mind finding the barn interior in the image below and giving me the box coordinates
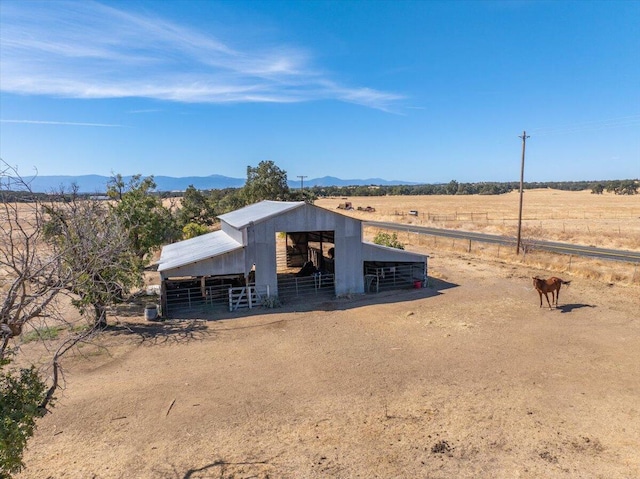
[275,230,336,300]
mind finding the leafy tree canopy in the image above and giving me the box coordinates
[44,190,143,327]
[177,185,217,228]
[107,174,179,260]
[182,222,209,239]
[243,160,289,203]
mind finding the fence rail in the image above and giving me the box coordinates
[364,264,424,293]
[164,283,232,316]
[277,273,335,300]
[228,285,270,311]
[164,274,336,316]
[163,265,424,317]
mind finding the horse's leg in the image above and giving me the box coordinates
[544,292,552,310]
[556,285,561,307]
[538,290,543,308]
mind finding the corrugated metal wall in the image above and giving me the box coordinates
[245,204,364,296]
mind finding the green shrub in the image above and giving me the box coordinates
[1,361,48,477]
[182,222,209,239]
[373,232,405,250]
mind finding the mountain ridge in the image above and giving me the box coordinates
[19,174,419,193]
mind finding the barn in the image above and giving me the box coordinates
[157,200,427,315]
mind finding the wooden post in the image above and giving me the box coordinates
[161,280,168,318]
[516,130,530,254]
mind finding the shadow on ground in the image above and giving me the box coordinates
[153,458,275,479]
[105,319,209,345]
[162,278,459,322]
[558,303,597,314]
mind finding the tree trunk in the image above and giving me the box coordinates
[94,303,108,329]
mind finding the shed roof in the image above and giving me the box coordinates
[362,242,428,263]
[218,200,305,230]
[157,230,243,272]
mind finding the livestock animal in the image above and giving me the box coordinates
[296,261,317,277]
[532,276,571,310]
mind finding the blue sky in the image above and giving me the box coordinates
[1,0,638,183]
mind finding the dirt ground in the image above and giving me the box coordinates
[16,246,640,478]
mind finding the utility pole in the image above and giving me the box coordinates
[516,130,530,254]
[297,175,308,190]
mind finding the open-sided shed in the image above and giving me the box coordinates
[157,200,427,314]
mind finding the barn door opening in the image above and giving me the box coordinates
[276,230,336,300]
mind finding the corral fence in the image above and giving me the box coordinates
[163,258,426,317]
[228,285,271,311]
[164,282,272,315]
[277,272,335,301]
[164,282,235,316]
[364,263,424,293]
[163,273,336,316]
[228,274,336,310]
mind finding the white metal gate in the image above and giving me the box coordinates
[228,285,270,311]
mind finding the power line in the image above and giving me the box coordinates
[529,115,640,137]
[297,175,308,190]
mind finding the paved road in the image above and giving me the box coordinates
[364,221,640,264]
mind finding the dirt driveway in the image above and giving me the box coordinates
[18,252,640,478]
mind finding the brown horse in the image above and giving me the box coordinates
[532,276,571,310]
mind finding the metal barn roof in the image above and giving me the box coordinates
[157,230,243,272]
[362,242,428,263]
[218,200,305,229]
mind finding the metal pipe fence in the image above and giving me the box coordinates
[277,273,335,301]
[364,263,424,293]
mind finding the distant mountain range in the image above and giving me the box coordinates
[21,174,419,193]
[289,176,419,188]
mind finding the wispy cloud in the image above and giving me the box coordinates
[1,119,123,127]
[127,109,162,114]
[0,1,404,112]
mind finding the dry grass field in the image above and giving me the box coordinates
[316,189,640,285]
[316,188,640,248]
[11,189,640,478]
